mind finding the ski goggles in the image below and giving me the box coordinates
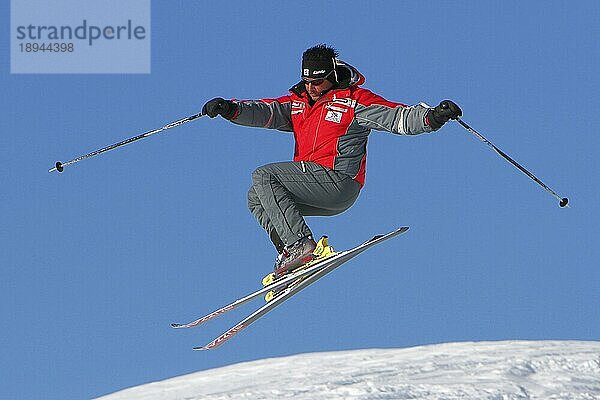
[302,70,334,86]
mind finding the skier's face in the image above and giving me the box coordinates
[304,79,333,101]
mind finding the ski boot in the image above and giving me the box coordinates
[275,236,317,278]
[262,236,337,302]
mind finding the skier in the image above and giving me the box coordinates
[202,44,461,278]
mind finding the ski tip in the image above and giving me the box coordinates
[395,226,409,234]
[193,346,209,351]
[378,226,409,237]
[171,323,184,329]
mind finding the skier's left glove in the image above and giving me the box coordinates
[202,98,238,120]
[426,100,462,130]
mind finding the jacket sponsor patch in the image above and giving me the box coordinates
[325,110,343,123]
[292,101,305,108]
[331,97,357,108]
[325,104,348,113]
[291,101,305,115]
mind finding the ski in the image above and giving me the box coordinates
[188,226,409,350]
[171,238,374,329]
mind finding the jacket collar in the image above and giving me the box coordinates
[289,84,352,104]
[289,60,363,102]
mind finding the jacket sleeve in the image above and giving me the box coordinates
[353,89,434,135]
[230,96,293,132]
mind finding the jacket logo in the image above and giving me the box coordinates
[332,98,357,108]
[325,110,342,123]
[292,101,305,109]
[312,69,326,74]
[291,100,305,115]
[326,105,348,113]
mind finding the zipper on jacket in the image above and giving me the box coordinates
[310,107,325,161]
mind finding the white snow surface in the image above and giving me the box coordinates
[97,341,600,400]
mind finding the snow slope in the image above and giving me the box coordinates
[96,341,600,400]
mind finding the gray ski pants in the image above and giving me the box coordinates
[248,161,361,250]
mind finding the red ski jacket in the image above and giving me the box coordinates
[231,61,435,186]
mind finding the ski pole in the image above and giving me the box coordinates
[455,118,569,208]
[49,111,205,173]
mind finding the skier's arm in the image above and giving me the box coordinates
[231,97,293,132]
[353,89,433,135]
[354,90,462,134]
[202,97,293,132]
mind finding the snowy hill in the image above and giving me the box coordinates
[96,341,600,400]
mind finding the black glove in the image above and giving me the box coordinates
[202,98,237,120]
[427,100,462,130]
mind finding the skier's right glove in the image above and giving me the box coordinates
[202,98,237,120]
[426,100,462,130]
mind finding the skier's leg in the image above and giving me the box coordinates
[248,186,285,253]
[250,161,361,246]
[250,162,312,246]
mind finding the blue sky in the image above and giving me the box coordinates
[2,1,599,399]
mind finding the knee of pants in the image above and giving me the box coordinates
[247,185,261,212]
[251,166,271,188]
